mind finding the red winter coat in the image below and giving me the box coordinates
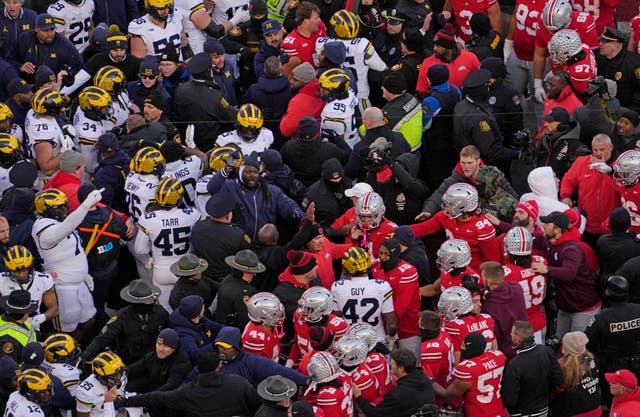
[610,387,640,417]
[43,171,81,211]
[279,79,325,138]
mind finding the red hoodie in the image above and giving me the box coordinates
[280,79,325,138]
[43,171,81,211]
[610,387,640,417]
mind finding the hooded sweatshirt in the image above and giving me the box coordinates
[482,282,527,360]
[279,80,325,138]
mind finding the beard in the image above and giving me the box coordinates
[512,217,530,227]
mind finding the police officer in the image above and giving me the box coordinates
[0,290,37,364]
[585,275,640,406]
[173,52,238,151]
[381,72,422,152]
[595,27,640,109]
[373,12,404,69]
[453,69,520,165]
[392,27,427,96]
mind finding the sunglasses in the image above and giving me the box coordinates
[140,74,157,79]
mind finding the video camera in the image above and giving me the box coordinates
[584,76,608,98]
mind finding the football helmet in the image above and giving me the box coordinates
[542,0,572,32]
[613,150,640,187]
[209,144,243,173]
[236,103,263,142]
[92,351,125,387]
[247,292,285,327]
[32,87,65,116]
[93,66,126,95]
[155,177,184,207]
[356,192,385,230]
[78,86,113,121]
[4,245,34,283]
[442,183,478,218]
[346,323,377,352]
[318,68,351,102]
[332,335,368,368]
[35,189,69,221]
[145,0,174,21]
[130,146,166,177]
[43,333,80,364]
[549,29,583,65]
[342,247,372,275]
[297,286,335,323]
[438,286,474,321]
[436,239,472,273]
[504,226,533,256]
[0,102,14,132]
[0,133,23,169]
[308,351,341,384]
[18,368,53,406]
[330,9,360,39]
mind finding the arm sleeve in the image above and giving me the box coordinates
[547,245,582,282]
[355,391,401,417]
[559,162,580,199]
[409,215,443,239]
[390,162,430,197]
[93,170,115,207]
[500,362,520,410]
[422,175,455,213]
[273,187,304,220]
[156,357,193,391]
[253,355,309,385]
[37,204,91,248]
[82,318,122,360]
[479,235,501,263]
[60,69,91,96]
[133,225,151,255]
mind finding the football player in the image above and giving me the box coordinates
[317,68,359,149]
[304,351,354,417]
[0,133,25,195]
[242,292,285,362]
[0,245,58,330]
[75,351,125,417]
[125,146,166,223]
[5,368,53,417]
[420,238,481,298]
[73,86,113,176]
[41,333,81,395]
[93,66,130,130]
[47,0,95,53]
[333,335,381,402]
[210,0,249,25]
[216,103,274,155]
[162,141,204,208]
[347,323,394,395]
[134,177,200,310]
[128,0,184,59]
[331,247,397,344]
[570,0,617,35]
[345,191,397,257]
[444,0,503,42]
[194,144,243,216]
[548,29,597,95]
[0,102,24,143]
[419,310,455,392]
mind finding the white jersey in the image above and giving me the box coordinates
[3,391,46,417]
[215,128,274,157]
[103,91,131,131]
[175,0,207,54]
[0,166,10,197]
[128,11,184,59]
[195,174,212,217]
[41,361,81,395]
[124,173,159,223]
[75,374,125,417]
[32,217,88,285]
[24,110,63,183]
[331,276,394,343]
[320,89,359,149]
[0,271,54,311]
[210,0,249,24]
[165,156,203,207]
[9,123,24,144]
[315,36,387,99]
[47,0,95,53]
[73,107,108,174]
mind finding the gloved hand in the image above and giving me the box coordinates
[80,187,104,209]
[185,124,196,149]
[589,162,612,174]
[503,39,513,64]
[229,9,250,26]
[28,313,46,328]
[534,79,546,103]
[85,274,94,291]
[280,53,290,65]
[61,124,76,151]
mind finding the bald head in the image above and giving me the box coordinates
[363,107,385,129]
[258,223,279,245]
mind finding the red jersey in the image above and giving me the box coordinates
[331,207,356,230]
[570,0,619,35]
[453,350,507,417]
[281,22,327,68]
[448,0,498,41]
[380,260,420,339]
[308,374,354,417]
[416,50,480,94]
[444,314,497,353]
[503,258,548,332]
[440,266,482,291]
[536,11,597,55]
[513,0,545,61]
[614,182,640,234]
[410,211,501,271]
[344,218,397,257]
[241,322,280,362]
[346,363,380,402]
[290,312,349,362]
[420,329,455,386]
[557,45,597,93]
[632,15,640,55]
[365,352,394,395]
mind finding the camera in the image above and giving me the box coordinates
[584,76,608,98]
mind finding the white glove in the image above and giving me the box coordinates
[503,39,513,64]
[60,124,76,152]
[185,124,196,149]
[62,124,76,140]
[28,313,46,328]
[534,79,546,103]
[229,9,251,26]
[80,187,105,209]
[85,274,94,291]
[589,162,612,174]
[385,334,399,351]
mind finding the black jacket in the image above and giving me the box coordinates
[595,48,640,108]
[596,232,640,286]
[125,370,262,417]
[345,124,411,181]
[303,179,352,229]
[534,123,589,180]
[615,256,640,304]
[126,348,193,393]
[501,339,563,415]
[255,402,289,417]
[215,273,257,328]
[355,369,434,417]
[280,136,350,187]
[169,276,218,312]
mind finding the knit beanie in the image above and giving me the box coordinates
[562,331,589,356]
[609,207,631,233]
[434,29,456,49]
[620,110,640,128]
[461,332,486,359]
[516,200,539,221]
[261,149,282,172]
[287,250,317,275]
[427,64,449,87]
[469,12,491,36]
[383,71,406,94]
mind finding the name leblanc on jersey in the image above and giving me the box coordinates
[465,321,490,333]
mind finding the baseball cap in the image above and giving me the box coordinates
[539,211,570,230]
[36,13,56,30]
[605,369,638,390]
[262,19,282,35]
[7,78,33,96]
[345,182,373,198]
[543,107,571,124]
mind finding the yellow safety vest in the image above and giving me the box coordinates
[0,316,36,354]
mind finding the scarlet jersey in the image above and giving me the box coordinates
[632,15,640,55]
[613,182,640,234]
[308,374,354,417]
[556,45,597,93]
[242,321,281,362]
[346,363,380,402]
[344,218,398,257]
[444,314,496,353]
[290,312,348,361]
[380,260,420,339]
[536,11,597,54]
[570,0,618,35]
[410,211,501,271]
[453,350,507,417]
[420,329,455,387]
[281,22,327,68]
[415,51,480,94]
[513,0,545,61]
[448,0,498,42]
[503,258,548,332]
[440,266,482,291]
[365,351,394,395]
[331,207,356,230]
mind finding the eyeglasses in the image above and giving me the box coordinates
[140,74,157,79]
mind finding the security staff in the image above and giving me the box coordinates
[453,69,520,165]
[381,72,422,152]
[392,27,427,96]
[372,12,404,69]
[0,290,37,364]
[594,27,640,109]
[585,275,640,405]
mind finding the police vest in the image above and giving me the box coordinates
[0,317,36,362]
[384,94,423,151]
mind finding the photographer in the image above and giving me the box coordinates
[573,77,623,146]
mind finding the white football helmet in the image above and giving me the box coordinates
[436,239,472,273]
[346,323,377,352]
[356,192,385,230]
[442,183,478,218]
[549,29,583,65]
[297,287,335,323]
[308,351,341,384]
[613,150,640,187]
[504,226,533,256]
[247,293,285,327]
[542,0,572,32]
[332,335,368,368]
[438,286,474,321]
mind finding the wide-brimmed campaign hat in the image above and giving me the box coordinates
[0,290,38,315]
[120,279,161,304]
[224,250,266,274]
[170,253,208,276]
[257,375,297,401]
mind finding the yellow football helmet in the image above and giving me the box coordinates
[0,102,14,124]
[318,68,350,102]
[4,245,34,277]
[92,351,125,387]
[236,103,263,142]
[35,189,69,220]
[94,66,126,95]
[78,86,113,121]
[330,9,360,40]
[130,146,166,177]
[43,333,80,364]
[209,144,243,173]
[18,368,53,406]
[342,247,371,275]
[145,0,174,21]
[155,177,184,207]
[0,133,22,168]
[32,87,65,116]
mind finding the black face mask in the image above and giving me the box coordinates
[324,179,343,192]
[420,328,440,341]
[380,240,401,272]
[131,303,154,315]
